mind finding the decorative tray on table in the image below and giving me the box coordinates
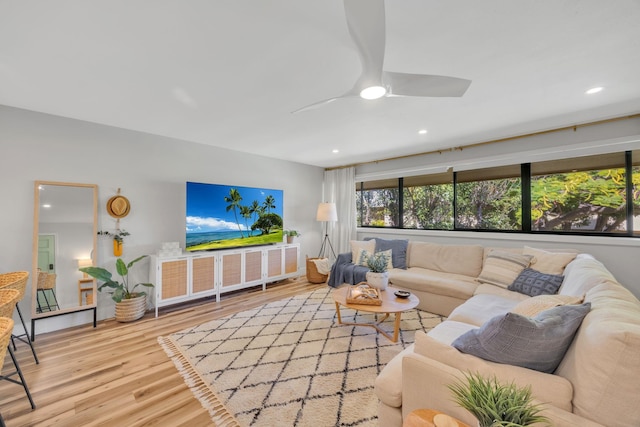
[346,282,382,306]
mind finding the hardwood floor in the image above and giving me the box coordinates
[1,278,325,426]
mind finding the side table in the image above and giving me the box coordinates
[403,409,471,427]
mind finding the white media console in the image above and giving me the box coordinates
[149,243,300,316]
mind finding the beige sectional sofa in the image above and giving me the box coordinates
[371,241,640,427]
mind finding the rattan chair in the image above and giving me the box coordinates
[0,272,38,364]
[0,289,20,318]
[0,316,13,427]
[0,316,36,410]
[36,271,59,313]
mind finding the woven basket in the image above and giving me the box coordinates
[346,283,382,306]
[306,256,328,284]
[115,294,147,322]
[0,271,29,300]
[0,317,14,374]
[0,289,20,318]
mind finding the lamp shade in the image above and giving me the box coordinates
[316,202,338,222]
[77,258,93,269]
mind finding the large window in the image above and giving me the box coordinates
[455,166,522,230]
[356,150,639,237]
[634,164,640,236]
[356,179,399,227]
[530,153,628,233]
[403,173,453,230]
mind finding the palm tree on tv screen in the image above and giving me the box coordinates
[263,195,276,214]
[240,205,252,237]
[224,188,244,238]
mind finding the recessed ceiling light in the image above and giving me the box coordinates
[360,86,386,100]
[586,87,603,95]
[332,149,339,154]
[42,204,51,208]
[418,129,428,135]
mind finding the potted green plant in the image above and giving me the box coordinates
[79,255,154,322]
[283,229,300,244]
[448,372,549,427]
[365,251,389,290]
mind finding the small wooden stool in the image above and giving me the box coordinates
[403,409,471,427]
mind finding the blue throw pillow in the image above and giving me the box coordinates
[364,237,409,269]
[508,268,564,296]
[452,303,591,373]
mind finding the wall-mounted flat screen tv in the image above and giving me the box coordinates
[186,181,284,252]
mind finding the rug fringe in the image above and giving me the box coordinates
[158,335,242,427]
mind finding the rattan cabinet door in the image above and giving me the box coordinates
[192,255,215,294]
[159,259,188,299]
[284,245,298,274]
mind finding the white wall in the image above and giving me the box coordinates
[0,105,324,335]
[355,116,640,298]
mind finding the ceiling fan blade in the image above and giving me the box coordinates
[291,93,356,114]
[384,71,472,97]
[292,97,339,114]
[344,0,386,91]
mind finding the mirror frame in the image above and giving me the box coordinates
[31,181,98,337]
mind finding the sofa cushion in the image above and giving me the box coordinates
[452,303,591,373]
[511,294,584,317]
[407,242,484,277]
[472,283,528,300]
[374,345,415,408]
[415,332,574,412]
[477,250,533,288]
[448,293,521,327]
[508,268,564,297]
[559,254,618,297]
[554,282,640,426]
[364,237,409,269]
[427,320,479,345]
[357,249,393,271]
[389,267,478,300]
[523,246,577,275]
[350,240,375,266]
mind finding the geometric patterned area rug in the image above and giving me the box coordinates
[158,287,443,427]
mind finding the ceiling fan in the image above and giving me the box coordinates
[293,0,471,113]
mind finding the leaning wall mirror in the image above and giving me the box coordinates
[31,181,98,339]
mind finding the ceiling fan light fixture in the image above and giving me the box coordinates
[360,85,386,100]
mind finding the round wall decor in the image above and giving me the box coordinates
[107,190,130,218]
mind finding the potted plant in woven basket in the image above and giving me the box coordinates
[448,372,549,427]
[80,255,154,322]
[365,251,390,291]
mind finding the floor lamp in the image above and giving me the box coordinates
[317,202,337,259]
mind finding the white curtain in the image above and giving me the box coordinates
[323,167,356,258]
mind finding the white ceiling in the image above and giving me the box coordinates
[1,0,639,168]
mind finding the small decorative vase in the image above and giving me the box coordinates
[115,294,147,322]
[366,271,389,291]
[113,239,123,256]
[287,236,294,244]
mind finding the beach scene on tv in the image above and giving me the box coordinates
[186,182,284,251]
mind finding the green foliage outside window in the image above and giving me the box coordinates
[456,178,522,230]
[356,152,639,235]
[403,184,453,229]
[532,168,639,232]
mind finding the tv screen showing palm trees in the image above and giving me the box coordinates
[186,181,284,251]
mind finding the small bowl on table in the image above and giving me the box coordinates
[394,290,411,299]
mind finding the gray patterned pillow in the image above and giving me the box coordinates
[508,268,564,296]
[452,303,591,373]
